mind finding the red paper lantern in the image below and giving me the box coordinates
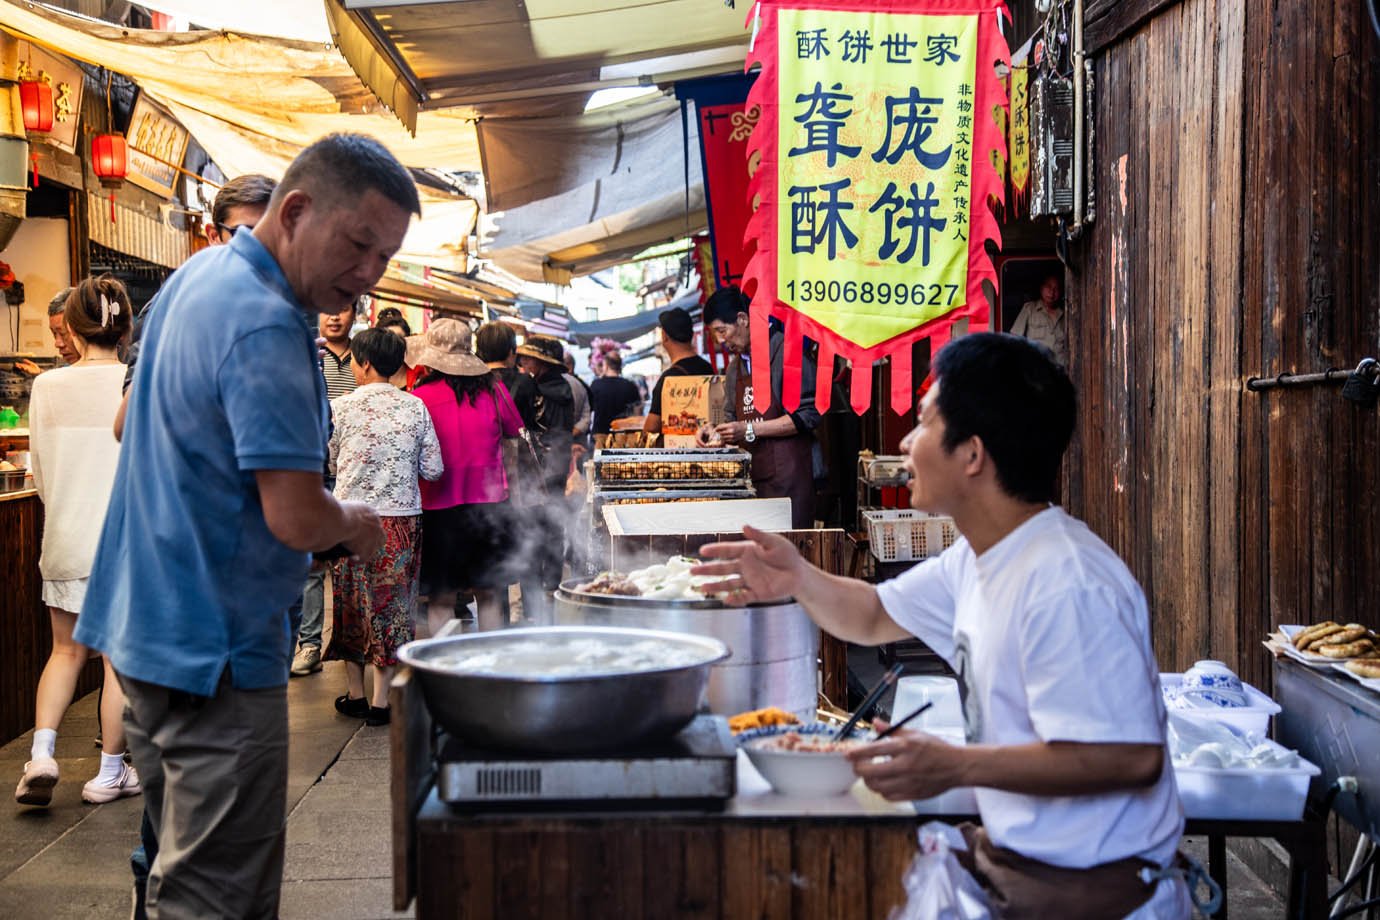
[92,133,128,223]
[92,133,128,186]
[19,80,53,133]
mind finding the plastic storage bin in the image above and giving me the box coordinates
[863,509,958,562]
[1160,674,1281,738]
[1174,742,1321,820]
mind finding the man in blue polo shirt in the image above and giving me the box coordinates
[76,133,415,918]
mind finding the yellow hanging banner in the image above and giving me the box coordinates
[743,0,1011,415]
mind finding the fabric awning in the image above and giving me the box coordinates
[372,274,482,315]
[478,94,685,212]
[566,290,702,346]
[327,0,750,130]
[0,1,479,268]
[480,103,707,282]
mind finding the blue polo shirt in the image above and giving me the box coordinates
[75,231,329,696]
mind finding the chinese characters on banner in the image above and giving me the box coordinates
[742,0,1010,415]
[1008,64,1030,209]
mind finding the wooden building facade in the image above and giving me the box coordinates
[1063,0,1380,691]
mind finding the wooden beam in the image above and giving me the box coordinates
[1085,0,1188,53]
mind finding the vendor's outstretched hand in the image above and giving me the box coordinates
[692,524,803,606]
[846,723,968,801]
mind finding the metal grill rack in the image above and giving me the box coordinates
[591,448,753,487]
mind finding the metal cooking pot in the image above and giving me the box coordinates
[555,581,819,720]
[397,625,730,754]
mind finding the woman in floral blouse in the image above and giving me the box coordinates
[326,328,443,726]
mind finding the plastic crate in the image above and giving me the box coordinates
[1174,744,1320,820]
[863,509,958,562]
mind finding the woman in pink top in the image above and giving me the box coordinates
[410,320,523,633]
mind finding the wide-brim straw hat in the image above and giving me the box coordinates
[515,334,566,367]
[408,318,489,376]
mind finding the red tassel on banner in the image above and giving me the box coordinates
[750,301,773,417]
[890,345,913,417]
[109,192,116,224]
[850,357,873,417]
[780,316,803,413]
[815,338,835,413]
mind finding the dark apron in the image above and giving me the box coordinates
[734,359,815,529]
[954,824,1161,919]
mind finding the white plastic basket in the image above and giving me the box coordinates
[1174,744,1320,820]
[863,509,958,562]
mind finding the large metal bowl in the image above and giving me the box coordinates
[398,625,731,754]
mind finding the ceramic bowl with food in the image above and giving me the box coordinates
[738,723,874,797]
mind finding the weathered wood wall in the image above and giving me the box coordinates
[1065,0,1380,692]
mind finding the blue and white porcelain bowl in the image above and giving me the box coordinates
[1181,661,1247,708]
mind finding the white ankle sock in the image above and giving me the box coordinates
[95,752,126,784]
[31,728,56,761]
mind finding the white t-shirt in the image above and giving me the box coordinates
[876,506,1184,872]
[28,364,126,582]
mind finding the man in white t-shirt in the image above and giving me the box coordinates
[697,333,1189,918]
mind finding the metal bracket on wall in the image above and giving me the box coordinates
[1246,358,1380,394]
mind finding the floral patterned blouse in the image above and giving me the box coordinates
[329,383,444,516]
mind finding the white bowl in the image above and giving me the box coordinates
[738,723,872,797]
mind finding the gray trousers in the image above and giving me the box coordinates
[296,567,325,650]
[120,672,289,920]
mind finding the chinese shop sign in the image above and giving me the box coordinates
[743,0,1010,414]
[1009,63,1029,209]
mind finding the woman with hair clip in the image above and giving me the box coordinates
[16,275,141,807]
[410,319,524,635]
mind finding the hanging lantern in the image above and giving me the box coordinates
[92,133,128,223]
[20,80,54,189]
[20,81,53,133]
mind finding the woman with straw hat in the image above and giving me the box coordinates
[411,319,525,634]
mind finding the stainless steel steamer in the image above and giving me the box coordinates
[554,582,818,720]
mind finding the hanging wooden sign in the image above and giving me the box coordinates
[742,0,1010,415]
[1009,63,1030,209]
[126,93,190,199]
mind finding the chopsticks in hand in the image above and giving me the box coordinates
[872,702,934,741]
[834,663,905,741]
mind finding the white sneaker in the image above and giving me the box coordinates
[15,757,59,806]
[82,762,142,804]
[290,645,322,676]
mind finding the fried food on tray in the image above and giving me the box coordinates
[1346,659,1380,679]
[1315,638,1376,659]
[1309,624,1368,650]
[1294,621,1342,649]
[729,707,801,734]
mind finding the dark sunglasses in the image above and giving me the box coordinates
[214,222,255,238]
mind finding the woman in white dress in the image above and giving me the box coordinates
[15,276,141,807]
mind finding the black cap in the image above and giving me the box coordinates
[658,306,695,343]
